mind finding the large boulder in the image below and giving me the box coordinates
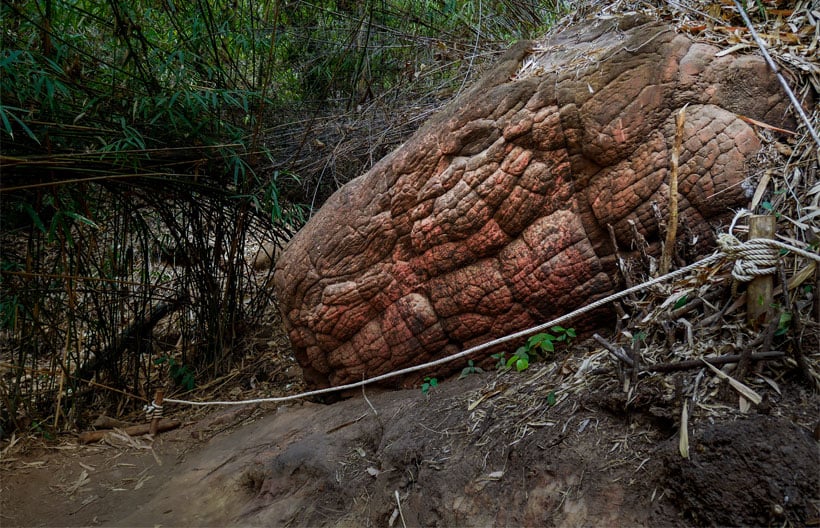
[274,15,791,389]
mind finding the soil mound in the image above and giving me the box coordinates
[3,367,818,527]
[661,415,819,526]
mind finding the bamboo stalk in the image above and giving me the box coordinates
[590,351,785,375]
[78,418,180,444]
[660,105,686,275]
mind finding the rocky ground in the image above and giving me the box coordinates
[2,338,818,527]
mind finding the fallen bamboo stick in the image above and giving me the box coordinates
[591,351,785,375]
[78,418,181,444]
[640,351,784,373]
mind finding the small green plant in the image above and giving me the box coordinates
[421,376,438,394]
[503,326,576,372]
[30,420,55,441]
[775,310,792,337]
[155,356,196,391]
[459,360,484,379]
[760,201,782,219]
[506,348,531,372]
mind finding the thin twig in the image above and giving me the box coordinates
[394,490,407,528]
[778,261,813,385]
[362,383,378,417]
[608,224,638,304]
[593,334,634,367]
[732,0,820,151]
[630,339,641,385]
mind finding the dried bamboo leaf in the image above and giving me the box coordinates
[751,171,772,211]
[467,388,502,411]
[758,374,782,395]
[702,359,763,405]
[788,262,817,289]
[65,469,90,495]
[797,206,820,223]
[737,114,796,134]
[134,474,152,490]
[715,42,753,56]
[739,395,751,413]
[679,401,690,459]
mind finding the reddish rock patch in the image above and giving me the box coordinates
[274,15,792,389]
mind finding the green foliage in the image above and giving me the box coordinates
[421,376,438,394]
[1,0,270,163]
[0,0,568,436]
[0,291,20,332]
[29,420,55,441]
[759,201,782,219]
[507,349,530,372]
[1,0,566,154]
[775,311,792,337]
[500,326,576,373]
[155,356,196,391]
[766,302,792,338]
[458,359,484,379]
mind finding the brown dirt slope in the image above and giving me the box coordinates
[2,363,818,527]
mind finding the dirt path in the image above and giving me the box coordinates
[2,365,818,527]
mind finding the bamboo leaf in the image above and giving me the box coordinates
[64,211,100,230]
[0,105,40,144]
[679,401,690,459]
[0,105,15,140]
[701,359,762,405]
[23,204,46,233]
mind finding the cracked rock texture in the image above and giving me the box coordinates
[274,15,792,389]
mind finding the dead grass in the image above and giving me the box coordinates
[455,0,820,477]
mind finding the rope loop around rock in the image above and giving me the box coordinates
[716,234,779,282]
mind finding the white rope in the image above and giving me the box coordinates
[143,400,164,420]
[165,238,819,407]
[717,234,778,282]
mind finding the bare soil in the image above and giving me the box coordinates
[2,354,818,527]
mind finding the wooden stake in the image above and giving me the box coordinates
[149,389,164,436]
[746,215,776,328]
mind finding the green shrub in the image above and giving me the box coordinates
[498,326,576,372]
